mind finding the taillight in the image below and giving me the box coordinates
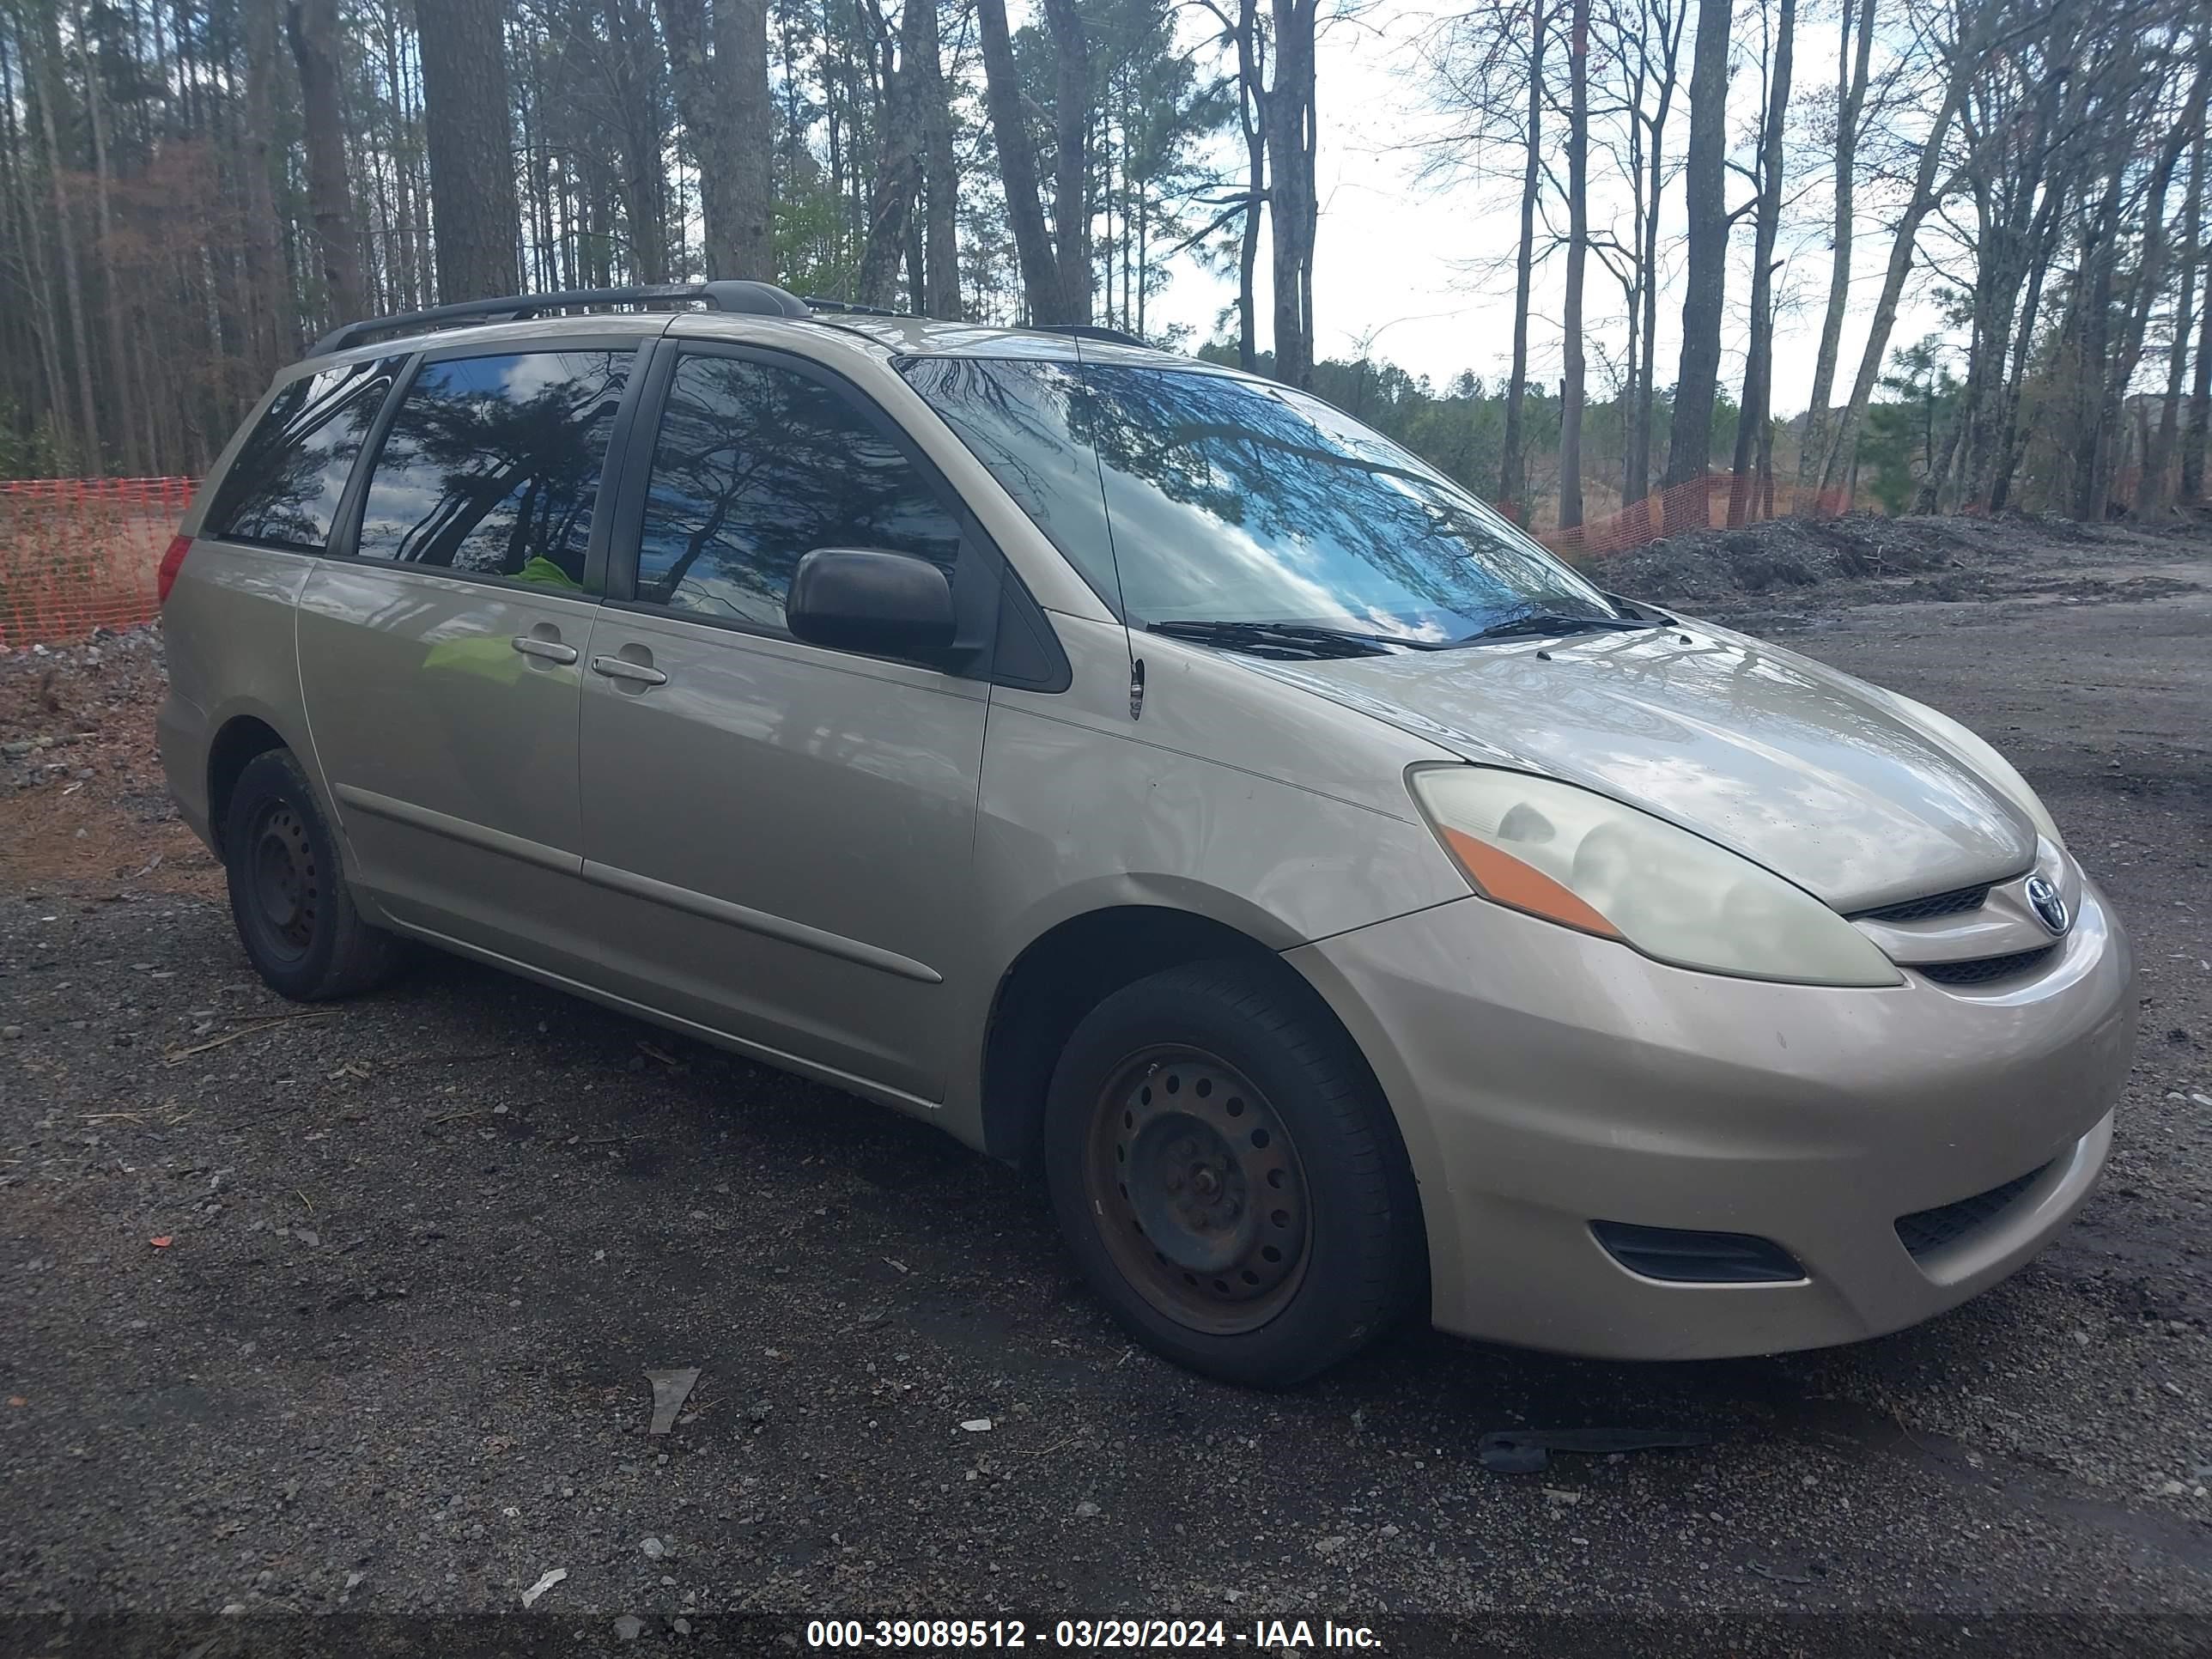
[157,535,192,605]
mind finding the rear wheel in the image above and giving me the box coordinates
[1044,959,1424,1387]
[222,749,401,1000]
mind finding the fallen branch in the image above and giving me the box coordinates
[163,1011,342,1064]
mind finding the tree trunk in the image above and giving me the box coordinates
[2101,56,2205,514]
[856,0,923,307]
[1985,186,2063,514]
[975,0,1066,320]
[1662,0,1732,525]
[239,0,293,368]
[1499,0,1546,520]
[3,11,74,466]
[288,0,366,319]
[2148,126,2205,511]
[1798,0,1874,491]
[1728,0,1792,525]
[416,0,520,301]
[657,0,775,282]
[915,0,960,317]
[1558,0,1589,532]
[1267,0,1316,386]
[26,4,101,469]
[1042,0,1092,323]
[1233,0,1265,371]
[2188,168,2212,503]
[606,0,670,284]
[73,0,148,471]
[1625,0,1681,510]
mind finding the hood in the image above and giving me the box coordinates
[1247,621,2037,912]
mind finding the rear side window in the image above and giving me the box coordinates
[353,349,630,587]
[632,355,962,629]
[204,358,398,550]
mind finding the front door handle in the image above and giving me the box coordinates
[591,654,668,687]
[511,635,579,665]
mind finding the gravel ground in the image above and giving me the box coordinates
[2,516,2209,1657]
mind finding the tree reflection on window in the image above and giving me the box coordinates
[899,358,1613,640]
[634,356,962,629]
[206,358,398,551]
[355,351,629,584]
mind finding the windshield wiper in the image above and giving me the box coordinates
[1458,611,1661,645]
[1146,619,1395,658]
[1145,619,1448,659]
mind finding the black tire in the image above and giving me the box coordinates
[1043,958,1425,1388]
[222,748,402,1001]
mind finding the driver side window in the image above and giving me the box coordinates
[632,355,962,630]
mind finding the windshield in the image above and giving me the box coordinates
[895,356,1616,641]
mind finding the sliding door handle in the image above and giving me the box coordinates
[511,635,579,665]
[591,654,668,687]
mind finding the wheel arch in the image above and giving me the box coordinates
[204,713,293,859]
[977,903,1396,1179]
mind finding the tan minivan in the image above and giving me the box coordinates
[158,282,2135,1386]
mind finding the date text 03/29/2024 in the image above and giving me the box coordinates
[805,1618,1384,1650]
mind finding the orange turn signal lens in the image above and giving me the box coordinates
[1440,826,1622,939]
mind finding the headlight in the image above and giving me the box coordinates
[1408,767,1901,988]
[1869,691,2064,851]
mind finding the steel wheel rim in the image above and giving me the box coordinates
[248,802,318,961]
[1084,1043,1311,1335]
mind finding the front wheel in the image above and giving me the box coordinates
[1043,959,1425,1387]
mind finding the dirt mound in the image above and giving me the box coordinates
[1593,508,2212,618]
[1594,512,1978,604]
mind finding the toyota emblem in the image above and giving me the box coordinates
[2025,875,2069,936]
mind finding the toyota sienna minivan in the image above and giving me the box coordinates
[157,281,2135,1386]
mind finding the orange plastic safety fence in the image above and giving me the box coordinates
[0,477,198,648]
[1531,472,1856,563]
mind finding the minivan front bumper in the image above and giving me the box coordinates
[1286,878,2135,1359]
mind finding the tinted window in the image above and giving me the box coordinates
[205,359,397,550]
[898,357,1614,641]
[354,349,629,586]
[633,355,962,628]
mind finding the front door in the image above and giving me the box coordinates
[297,344,635,969]
[574,345,992,1101]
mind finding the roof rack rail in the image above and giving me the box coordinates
[1029,322,1149,349]
[307,280,811,357]
[801,295,908,318]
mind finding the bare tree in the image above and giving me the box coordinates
[2144,87,2206,509]
[1814,0,1984,498]
[1492,0,1548,518]
[1612,0,1687,507]
[1797,0,1875,489]
[2190,155,2212,502]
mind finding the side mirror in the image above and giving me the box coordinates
[786,548,957,660]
